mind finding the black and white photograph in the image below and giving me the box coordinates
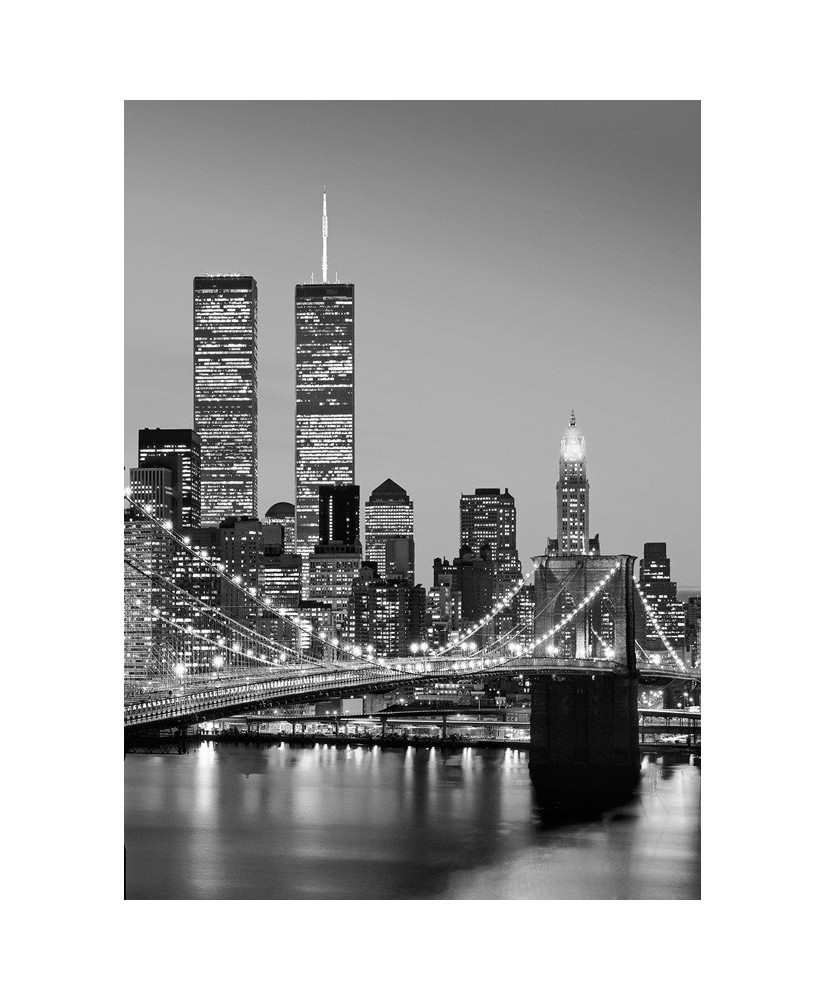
[9,1,826,994]
[123,100,700,900]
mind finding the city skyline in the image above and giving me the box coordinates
[125,101,700,585]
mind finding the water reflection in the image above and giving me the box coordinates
[125,744,699,900]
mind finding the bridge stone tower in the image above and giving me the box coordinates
[529,554,639,811]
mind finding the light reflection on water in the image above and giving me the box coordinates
[125,744,699,900]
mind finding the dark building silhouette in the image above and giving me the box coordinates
[264,501,296,553]
[386,535,415,586]
[319,484,360,545]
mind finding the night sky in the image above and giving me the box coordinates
[125,101,699,587]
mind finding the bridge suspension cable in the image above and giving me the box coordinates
[125,555,310,665]
[490,562,621,667]
[633,578,687,671]
[125,495,382,668]
[431,564,538,656]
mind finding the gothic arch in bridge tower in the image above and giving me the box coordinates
[592,594,616,655]
[553,590,577,657]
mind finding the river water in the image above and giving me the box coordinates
[124,743,700,899]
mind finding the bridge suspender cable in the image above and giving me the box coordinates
[125,495,381,668]
[125,555,308,664]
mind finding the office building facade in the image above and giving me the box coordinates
[459,488,521,601]
[138,427,201,531]
[364,479,414,580]
[194,275,258,525]
[308,542,362,624]
[128,466,175,522]
[295,281,355,595]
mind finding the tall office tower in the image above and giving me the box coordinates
[556,411,589,555]
[264,501,296,553]
[138,428,202,530]
[459,488,521,599]
[365,479,414,580]
[129,467,175,522]
[295,194,355,596]
[194,275,258,525]
[319,484,360,545]
[638,542,686,659]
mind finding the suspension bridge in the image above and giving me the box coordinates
[124,497,698,805]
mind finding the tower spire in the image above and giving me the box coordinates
[321,187,328,283]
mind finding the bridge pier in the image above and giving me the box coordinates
[528,673,640,813]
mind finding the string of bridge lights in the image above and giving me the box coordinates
[471,562,582,658]
[126,495,386,668]
[430,565,538,657]
[591,628,615,658]
[127,493,539,669]
[633,578,687,671]
[502,563,622,664]
[125,554,302,664]
[127,496,637,675]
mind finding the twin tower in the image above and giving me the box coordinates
[193,194,355,597]
[192,196,594,602]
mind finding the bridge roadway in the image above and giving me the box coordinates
[124,655,699,734]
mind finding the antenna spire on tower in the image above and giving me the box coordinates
[321,187,328,283]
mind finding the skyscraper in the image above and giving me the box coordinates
[319,484,360,546]
[459,488,521,599]
[556,411,589,555]
[194,275,258,525]
[128,467,175,522]
[638,542,686,660]
[295,195,355,596]
[364,479,414,580]
[138,428,201,530]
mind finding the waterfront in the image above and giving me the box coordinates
[125,743,699,899]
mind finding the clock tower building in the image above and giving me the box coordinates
[556,411,590,556]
